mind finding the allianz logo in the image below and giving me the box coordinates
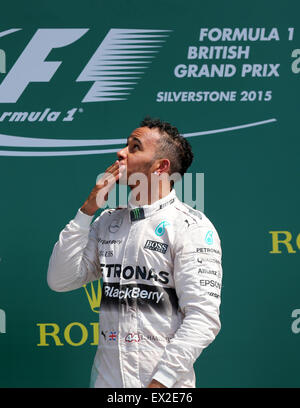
[0,309,6,334]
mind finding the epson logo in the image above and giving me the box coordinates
[144,240,168,254]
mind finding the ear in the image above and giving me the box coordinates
[157,159,171,174]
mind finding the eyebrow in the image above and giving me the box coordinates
[126,136,142,146]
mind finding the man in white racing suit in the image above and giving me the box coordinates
[47,117,222,388]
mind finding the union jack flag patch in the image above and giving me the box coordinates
[109,331,117,341]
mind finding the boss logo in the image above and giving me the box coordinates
[144,240,168,254]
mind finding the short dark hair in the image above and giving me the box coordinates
[140,116,193,176]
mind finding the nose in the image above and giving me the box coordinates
[117,145,128,162]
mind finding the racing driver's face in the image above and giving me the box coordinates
[116,126,161,187]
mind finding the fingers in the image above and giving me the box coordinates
[105,160,121,174]
[104,169,121,190]
[95,161,127,208]
[102,167,122,185]
[104,161,126,181]
[99,164,126,191]
[96,161,124,186]
[95,175,117,207]
[102,161,124,181]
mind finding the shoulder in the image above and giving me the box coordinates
[171,200,221,250]
[172,199,211,229]
[91,207,125,230]
[99,206,125,218]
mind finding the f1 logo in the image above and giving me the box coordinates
[0,309,6,334]
[0,29,88,103]
[0,28,170,103]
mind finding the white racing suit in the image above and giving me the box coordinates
[47,188,222,388]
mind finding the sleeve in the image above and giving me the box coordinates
[47,208,103,292]
[152,221,223,388]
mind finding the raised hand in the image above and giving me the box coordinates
[80,160,126,216]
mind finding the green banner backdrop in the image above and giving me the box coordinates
[0,0,299,388]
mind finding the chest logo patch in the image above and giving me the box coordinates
[108,217,123,233]
[144,240,168,254]
[155,221,170,236]
[205,230,214,245]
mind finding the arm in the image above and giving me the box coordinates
[151,223,223,388]
[47,160,125,292]
[47,209,102,292]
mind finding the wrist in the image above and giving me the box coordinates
[147,379,167,388]
[80,205,96,216]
